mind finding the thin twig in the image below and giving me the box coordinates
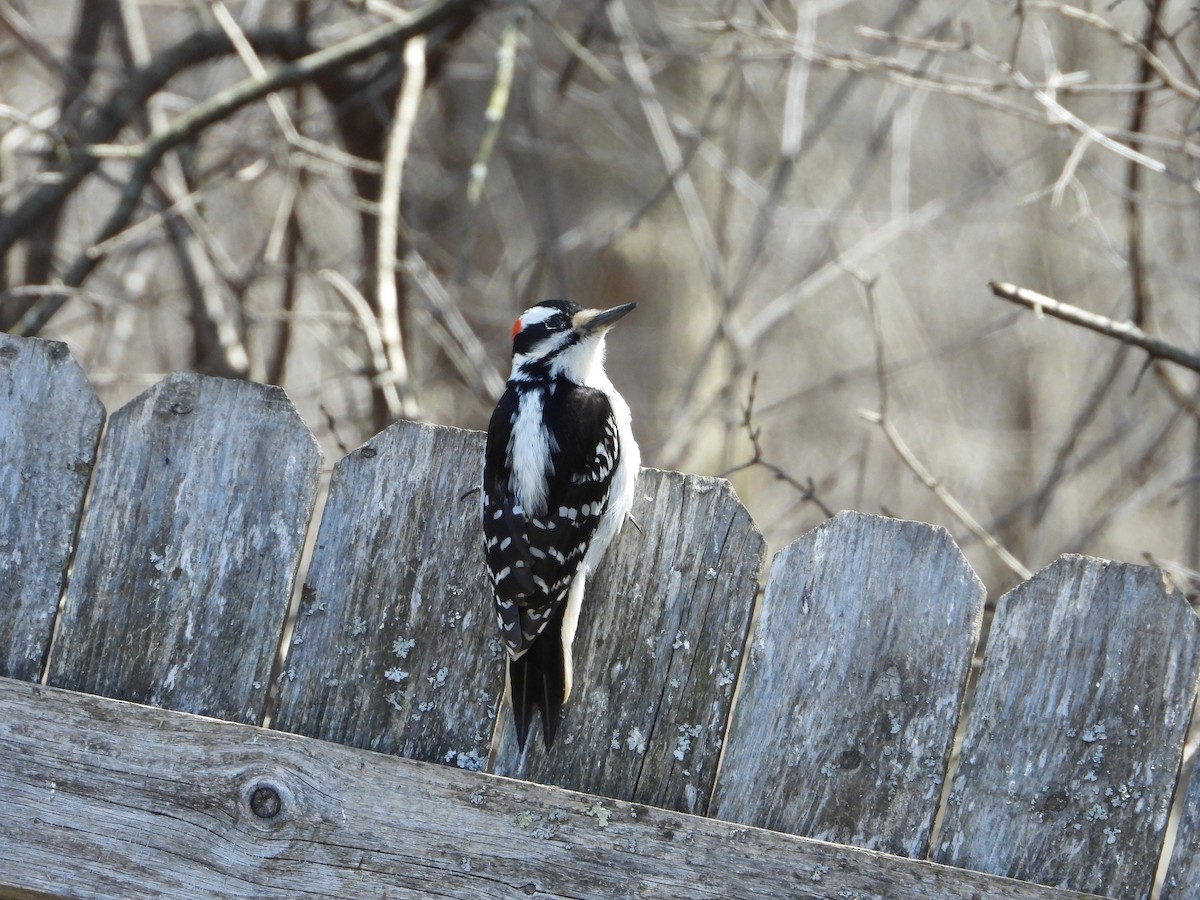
[455,3,525,284]
[404,248,505,401]
[860,276,1032,580]
[968,38,1200,195]
[265,0,312,388]
[1030,342,1131,524]
[267,180,301,386]
[607,0,724,292]
[211,0,400,174]
[528,3,619,90]
[1057,4,1198,102]
[320,269,405,418]
[319,403,352,457]
[723,3,814,310]
[0,26,309,261]
[661,2,930,469]
[209,0,302,141]
[741,192,954,347]
[989,281,1200,375]
[719,372,836,519]
[1065,406,1186,552]
[376,34,427,418]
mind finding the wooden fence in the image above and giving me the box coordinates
[2,329,1200,898]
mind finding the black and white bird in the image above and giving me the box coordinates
[482,299,640,751]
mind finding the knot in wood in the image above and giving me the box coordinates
[250,784,283,819]
[837,748,863,771]
[1036,787,1071,815]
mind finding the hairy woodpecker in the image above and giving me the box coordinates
[482,299,640,751]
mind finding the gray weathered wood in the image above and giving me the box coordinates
[274,419,500,768]
[709,511,985,857]
[492,469,764,817]
[1162,748,1200,898]
[0,677,1101,900]
[932,555,1200,898]
[46,373,321,724]
[0,334,104,682]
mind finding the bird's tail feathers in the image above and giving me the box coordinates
[508,611,567,752]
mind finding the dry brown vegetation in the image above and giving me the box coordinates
[2,0,1199,598]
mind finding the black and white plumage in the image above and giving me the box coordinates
[482,299,639,751]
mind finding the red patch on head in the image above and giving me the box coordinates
[511,317,522,339]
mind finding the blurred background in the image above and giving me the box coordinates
[2,0,1198,600]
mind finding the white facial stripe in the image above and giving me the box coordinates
[518,306,560,330]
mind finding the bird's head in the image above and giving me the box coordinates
[508,299,636,384]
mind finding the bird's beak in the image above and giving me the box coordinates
[574,302,636,335]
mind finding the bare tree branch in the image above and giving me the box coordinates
[376,34,428,419]
[5,0,480,336]
[119,0,251,378]
[1057,4,1198,103]
[989,281,1200,375]
[0,26,313,266]
[320,268,406,419]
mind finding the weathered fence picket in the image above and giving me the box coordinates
[1,332,1198,899]
[933,557,1200,898]
[491,468,763,816]
[274,420,500,766]
[0,332,104,681]
[711,511,985,858]
[46,372,321,724]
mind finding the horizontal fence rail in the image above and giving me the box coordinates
[0,678,1096,900]
[1,332,1198,899]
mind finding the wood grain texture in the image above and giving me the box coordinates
[0,677,1101,900]
[932,555,1200,899]
[0,334,104,682]
[491,469,765,818]
[274,419,501,768]
[46,373,321,724]
[1162,749,1200,898]
[710,511,985,857]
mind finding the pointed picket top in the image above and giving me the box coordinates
[710,511,985,857]
[274,419,501,770]
[0,334,105,681]
[491,468,765,817]
[46,372,321,724]
[933,555,1200,898]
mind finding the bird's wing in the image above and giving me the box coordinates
[482,383,619,655]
